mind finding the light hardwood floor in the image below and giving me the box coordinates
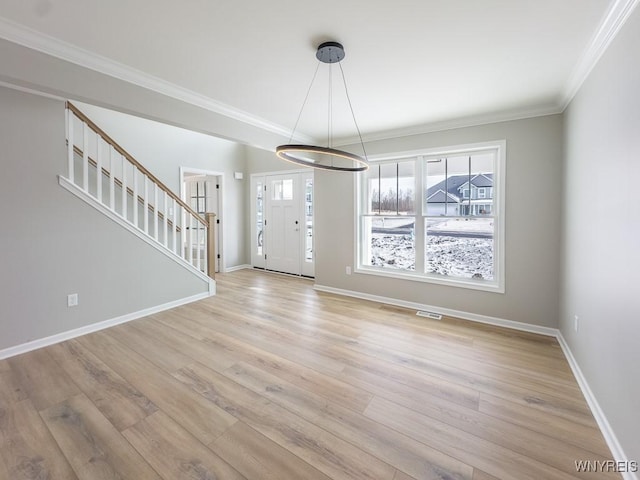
[0,269,618,479]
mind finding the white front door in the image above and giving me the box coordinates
[265,173,300,275]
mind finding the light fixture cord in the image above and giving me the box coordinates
[338,62,368,160]
[288,61,321,144]
[328,63,333,149]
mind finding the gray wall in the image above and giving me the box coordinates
[561,6,640,463]
[315,114,564,328]
[74,102,248,269]
[0,87,209,351]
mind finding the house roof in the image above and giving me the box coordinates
[426,190,460,204]
[468,174,493,188]
[427,174,494,200]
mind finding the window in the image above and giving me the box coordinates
[357,141,505,292]
[255,180,264,256]
[272,178,293,200]
[361,161,416,271]
[305,177,313,262]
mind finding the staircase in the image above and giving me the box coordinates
[59,102,215,291]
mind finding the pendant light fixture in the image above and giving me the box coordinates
[276,41,369,172]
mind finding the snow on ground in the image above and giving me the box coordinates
[428,217,493,233]
[370,234,494,280]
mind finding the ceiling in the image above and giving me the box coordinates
[0,0,628,145]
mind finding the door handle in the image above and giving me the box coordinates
[295,220,299,225]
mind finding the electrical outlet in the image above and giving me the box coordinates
[67,293,79,307]
[574,314,579,333]
[346,266,352,275]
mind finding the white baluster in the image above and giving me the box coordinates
[67,109,74,183]
[121,155,127,220]
[82,122,89,191]
[96,135,103,203]
[143,176,149,234]
[154,183,159,241]
[196,216,201,270]
[163,191,168,248]
[109,146,115,210]
[132,166,139,227]
[188,214,193,265]
[180,207,186,260]
[172,198,177,254]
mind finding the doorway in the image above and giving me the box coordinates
[251,171,313,277]
[180,168,223,273]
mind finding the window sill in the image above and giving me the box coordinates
[354,265,505,293]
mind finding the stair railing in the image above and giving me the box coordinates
[64,102,215,278]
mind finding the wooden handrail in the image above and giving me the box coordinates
[72,144,183,232]
[66,102,206,227]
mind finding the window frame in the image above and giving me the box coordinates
[355,140,506,293]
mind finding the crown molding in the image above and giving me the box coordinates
[0,16,313,144]
[561,0,640,110]
[335,103,563,146]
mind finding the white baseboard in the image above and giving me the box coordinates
[557,332,639,480]
[0,291,210,360]
[225,264,251,273]
[313,284,558,337]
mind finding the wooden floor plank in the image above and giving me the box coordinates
[132,316,238,371]
[0,398,78,480]
[472,469,501,480]
[47,340,158,431]
[224,361,474,480]
[106,321,194,372]
[157,317,374,413]
[0,359,27,405]
[211,421,333,480]
[393,471,418,480]
[41,393,161,480]
[478,393,609,456]
[173,361,397,480]
[330,346,481,410]
[7,349,79,411]
[122,410,247,480]
[365,396,617,480]
[179,303,348,375]
[330,341,594,426]
[77,330,237,445]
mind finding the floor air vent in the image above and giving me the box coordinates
[416,311,442,320]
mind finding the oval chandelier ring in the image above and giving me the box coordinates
[276,41,369,172]
[276,144,369,172]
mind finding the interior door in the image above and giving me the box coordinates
[185,175,220,272]
[265,173,300,275]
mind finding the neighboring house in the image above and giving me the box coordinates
[426,173,493,216]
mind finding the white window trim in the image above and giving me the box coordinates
[354,140,506,293]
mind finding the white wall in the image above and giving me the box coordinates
[314,114,564,328]
[0,87,210,352]
[75,102,249,269]
[561,6,640,465]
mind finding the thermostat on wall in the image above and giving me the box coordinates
[234,172,243,180]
